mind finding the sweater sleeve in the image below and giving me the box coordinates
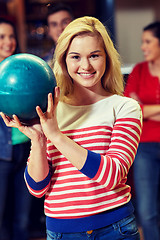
[24,166,52,198]
[80,98,142,190]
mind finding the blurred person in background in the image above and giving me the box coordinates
[0,18,32,240]
[124,21,160,240]
[43,2,74,66]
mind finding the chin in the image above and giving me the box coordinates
[144,57,151,62]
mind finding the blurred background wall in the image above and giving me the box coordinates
[0,0,160,65]
[115,0,159,64]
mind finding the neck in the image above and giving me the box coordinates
[148,58,160,79]
[64,85,111,106]
[150,58,160,68]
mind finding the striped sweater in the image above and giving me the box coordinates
[25,94,142,232]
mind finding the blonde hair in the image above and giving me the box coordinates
[53,16,124,100]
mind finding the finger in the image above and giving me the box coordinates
[0,113,20,129]
[47,93,54,112]
[0,112,12,126]
[12,114,29,134]
[53,86,60,108]
[36,106,46,121]
[55,86,60,99]
[12,114,22,127]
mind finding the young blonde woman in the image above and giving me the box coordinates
[1,16,142,240]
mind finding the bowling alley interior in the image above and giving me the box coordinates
[0,0,160,240]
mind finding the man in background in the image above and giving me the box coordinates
[43,2,74,66]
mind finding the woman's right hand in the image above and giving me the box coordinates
[0,112,45,142]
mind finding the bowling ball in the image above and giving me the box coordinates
[0,53,56,121]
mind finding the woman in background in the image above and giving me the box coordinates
[0,18,32,240]
[124,22,160,240]
[1,16,142,240]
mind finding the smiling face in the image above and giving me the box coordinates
[0,23,16,62]
[66,34,106,93]
[141,30,160,62]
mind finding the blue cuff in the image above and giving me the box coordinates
[25,166,51,191]
[80,150,101,178]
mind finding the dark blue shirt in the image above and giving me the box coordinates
[0,117,12,161]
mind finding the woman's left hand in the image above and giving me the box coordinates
[36,86,61,141]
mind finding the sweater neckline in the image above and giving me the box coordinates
[60,94,117,109]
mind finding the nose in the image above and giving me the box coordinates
[81,58,91,70]
[141,42,146,52]
[57,23,64,35]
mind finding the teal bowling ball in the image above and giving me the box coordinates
[0,53,56,121]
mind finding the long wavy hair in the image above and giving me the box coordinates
[53,16,124,100]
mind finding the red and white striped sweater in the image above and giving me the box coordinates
[25,95,142,222]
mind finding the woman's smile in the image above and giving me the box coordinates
[77,71,96,79]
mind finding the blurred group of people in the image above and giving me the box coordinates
[0,1,160,240]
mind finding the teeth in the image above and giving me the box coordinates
[79,73,92,75]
